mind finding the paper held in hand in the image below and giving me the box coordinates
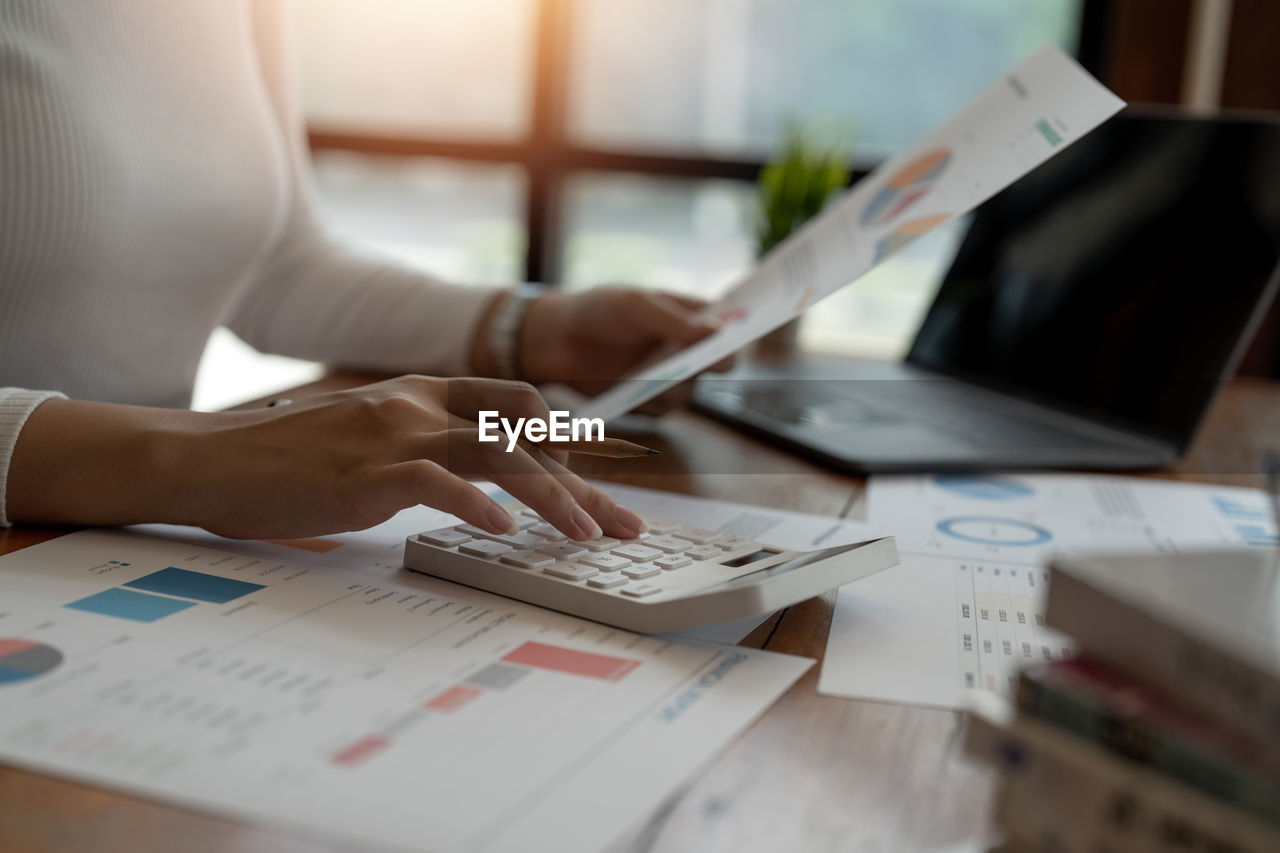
[577,43,1125,422]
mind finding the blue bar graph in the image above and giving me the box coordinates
[122,567,264,604]
[65,588,197,623]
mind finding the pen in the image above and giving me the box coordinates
[559,438,660,458]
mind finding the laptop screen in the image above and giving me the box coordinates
[907,111,1280,448]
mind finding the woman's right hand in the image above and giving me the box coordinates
[6,376,648,542]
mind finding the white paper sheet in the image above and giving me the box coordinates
[818,474,1277,709]
[579,45,1125,421]
[0,529,810,853]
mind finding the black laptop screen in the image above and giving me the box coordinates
[907,111,1280,448]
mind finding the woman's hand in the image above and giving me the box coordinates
[6,377,647,542]
[506,288,735,398]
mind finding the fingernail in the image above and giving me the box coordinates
[486,504,516,534]
[614,505,648,537]
[570,505,604,541]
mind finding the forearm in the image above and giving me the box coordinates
[6,399,242,528]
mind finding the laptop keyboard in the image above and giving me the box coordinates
[728,379,1112,451]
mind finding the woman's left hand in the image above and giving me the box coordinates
[510,287,736,400]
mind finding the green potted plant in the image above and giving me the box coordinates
[755,125,852,352]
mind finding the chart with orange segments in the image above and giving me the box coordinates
[859,147,952,227]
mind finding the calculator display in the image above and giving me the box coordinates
[720,549,780,568]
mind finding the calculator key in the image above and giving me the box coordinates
[645,520,680,535]
[685,545,724,561]
[416,528,472,547]
[612,544,663,562]
[453,526,542,548]
[671,527,720,545]
[581,537,621,552]
[621,582,662,598]
[643,535,695,554]
[543,562,598,581]
[533,542,588,560]
[500,550,555,569]
[529,523,567,541]
[455,524,497,539]
[481,531,545,549]
[715,537,756,551]
[578,553,631,571]
[587,574,629,589]
[622,564,661,579]
[459,540,513,558]
[654,554,691,570]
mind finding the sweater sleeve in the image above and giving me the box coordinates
[0,388,66,527]
[227,0,502,377]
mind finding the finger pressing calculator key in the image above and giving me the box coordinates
[528,523,566,541]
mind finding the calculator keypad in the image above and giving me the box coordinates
[409,518,783,602]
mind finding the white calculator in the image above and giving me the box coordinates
[403,510,897,633]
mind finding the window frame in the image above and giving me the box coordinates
[307,0,1108,284]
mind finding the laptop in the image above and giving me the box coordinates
[693,110,1280,472]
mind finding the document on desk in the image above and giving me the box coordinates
[579,44,1124,421]
[0,528,810,853]
[818,475,1277,710]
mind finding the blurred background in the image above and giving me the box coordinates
[196,0,1280,409]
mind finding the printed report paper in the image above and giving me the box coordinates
[818,474,1277,710]
[0,528,810,853]
[578,44,1125,421]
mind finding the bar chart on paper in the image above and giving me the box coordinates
[819,474,1279,709]
[0,528,810,853]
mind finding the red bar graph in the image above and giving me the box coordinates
[331,735,390,768]
[424,685,482,714]
[501,641,640,682]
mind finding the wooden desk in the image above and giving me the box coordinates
[2,376,1275,853]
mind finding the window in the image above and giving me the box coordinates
[297,0,1090,357]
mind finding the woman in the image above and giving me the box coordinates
[0,1,723,542]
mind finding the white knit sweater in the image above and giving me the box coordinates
[0,1,501,525]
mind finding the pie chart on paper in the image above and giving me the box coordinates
[0,638,63,685]
[873,213,951,262]
[860,147,952,227]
